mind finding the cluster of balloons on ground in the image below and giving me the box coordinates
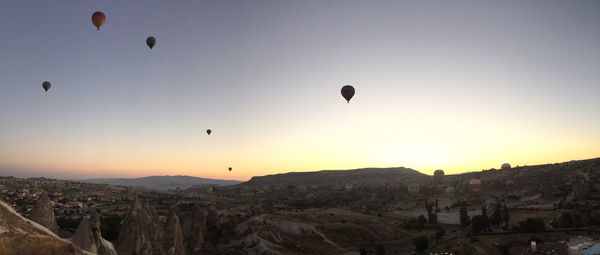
[408,163,513,198]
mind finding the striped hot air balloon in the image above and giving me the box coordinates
[407,183,420,195]
[469,179,482,192]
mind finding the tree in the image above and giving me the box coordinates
[502,205,510,227]
[418,215,427,230]
[376,245,386,255]
[517,218,545,232]
[359,247,368,255]
[413,236,429,254]
[573,214,583,228]
[491,204,502,227]
[435,228,446,241]
[471,214,490,233]
[558,212,574,228]
[495,242,511,255]
[460,203,470,227]
[425,199,437,225]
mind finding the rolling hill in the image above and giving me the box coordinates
[243,167,428,187]
[83,175,241,191]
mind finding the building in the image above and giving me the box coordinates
[567,236,600,255]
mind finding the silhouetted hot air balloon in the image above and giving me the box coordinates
[445,186,456,198]
[146,36,156,49]
[469,179,482,192]
[206,129,212,135]
[228,167,232,172]
[340,85,355,103]
[91,11,106,30]
[434,169,445,182]
[42,81,51,92]
[501,163,512,170]
[407,183,420,195]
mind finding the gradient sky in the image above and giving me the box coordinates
[1,1,599,180]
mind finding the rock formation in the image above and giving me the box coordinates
[72,218,95,252]
[116,196,166,255]
[29,192,59,234]
[179,204,208,253]
[206,207,219,230]
[0,201,86,255]
[71,211,117,255]
[164,207,185,255]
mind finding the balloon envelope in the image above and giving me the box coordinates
[434,169,445,182]
[407,183,420,194]
[469,179,482,192]
[445,186,456,198]
[501,163,512,170]
[206,129,211,135]
[228,167,232,172]
[91,11,106,30]
[146,36,156,49]
[42,81,51,92]
[340,85,355,103]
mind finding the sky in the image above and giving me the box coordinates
[1,1,599,180]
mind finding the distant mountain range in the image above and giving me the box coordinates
[83,175,241,190]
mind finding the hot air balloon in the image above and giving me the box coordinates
[91,11,106,30]
[501,163,512,170]
[469,179,482,192]
[42,81,51,92]
[407,183,420,195]
[505,180,514,187]
[146,36,156,49]
[434,169,445,182]
[340,85,355,103]
[206,129,212,135]
[297,185,307,193]
[343,183,354,192]
[228,167,232,172]
[445,186,456,198]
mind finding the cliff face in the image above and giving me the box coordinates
[164,207,185,255]
[72,218,96,252]
[71,212,117,255]
[116,196,166,255]
[0,201,85,255]
[28,193,59,234]
[179,204,208,253]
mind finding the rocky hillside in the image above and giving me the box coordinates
[28,192,59,234]
[239,158,600,201]
[0,201,87,255]
[438,157,600,205]
[244,167,428,187]
[116,196,166,255]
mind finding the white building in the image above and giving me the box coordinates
[567,236,600,255]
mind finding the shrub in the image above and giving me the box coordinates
[413,236,429,254]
